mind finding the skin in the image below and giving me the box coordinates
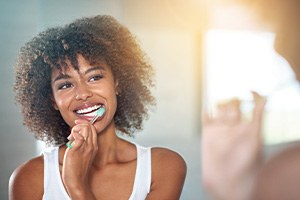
[202,1,300,199]
[202,92,266,200]
[9,54,186,200]
[251,144,300,200]
[251,4,300,198]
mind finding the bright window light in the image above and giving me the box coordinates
[204,29,300,144]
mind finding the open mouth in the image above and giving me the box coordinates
[75,104,105,118]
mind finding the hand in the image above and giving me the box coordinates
[62,119,98,199]
[201,91,266,200]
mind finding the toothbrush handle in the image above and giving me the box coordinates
[89,114,99,124]
[66,139,74,148]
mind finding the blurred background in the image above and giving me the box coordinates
[1,0,300,199]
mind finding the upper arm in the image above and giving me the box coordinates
[146,148,187,200]
[9,156,44,200]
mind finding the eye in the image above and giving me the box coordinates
[58,82,73,90]
[89,74,103,82]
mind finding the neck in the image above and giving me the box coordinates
[92,121,123,169]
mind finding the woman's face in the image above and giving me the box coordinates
[51,54,118,133]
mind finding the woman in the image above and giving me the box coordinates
[9,15,186,200]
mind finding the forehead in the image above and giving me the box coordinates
[51,55,111,76]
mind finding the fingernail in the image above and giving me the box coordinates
[67,134,72,140]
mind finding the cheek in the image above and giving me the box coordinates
[106,86,118,112]
[107,89,118,106]
[52,93,69,111]
[54,99,64,110]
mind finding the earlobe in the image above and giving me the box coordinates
[53,103,59,110]
[115,80,120,95]
[51,96,59,110]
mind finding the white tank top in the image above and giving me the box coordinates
[42,144,151,200]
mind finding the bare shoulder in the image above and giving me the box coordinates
[266,145,300,168]
[9,155,44,200]
[147,147,186,199]
[151,147,186,172]
[252,146,300,199]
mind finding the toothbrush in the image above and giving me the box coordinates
[66,106,106,148]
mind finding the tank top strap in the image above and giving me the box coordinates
[42,146,70,200]
[129,144,152,199]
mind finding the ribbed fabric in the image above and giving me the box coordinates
[42,144,151,200]
[128,144,151,200]
[42,147,70,200]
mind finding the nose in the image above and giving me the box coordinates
[75,84,92,100]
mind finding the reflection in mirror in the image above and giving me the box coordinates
[202,2,300,200]
[204,2,300,145]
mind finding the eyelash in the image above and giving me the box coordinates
[58,82,73,90]
[57,74,104,90]
[89,74,103,82]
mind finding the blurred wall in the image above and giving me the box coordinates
[0,1,40,198]
[0,0,206,199]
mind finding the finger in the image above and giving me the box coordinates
[90,124,98,150]
[72,123,89,133]
[202,111,212,125]
[75,119,89,124]
[72,124,90,142]
[251,91,267,123]
[226,98,241,123]
[67,132,73,141]
[77,124,97,154]
[215,98,241,124]
[79,126,90,142]
[67,119,88,142]
[215,103,226,122]
[70,131,85,149]
[74,120,95,145]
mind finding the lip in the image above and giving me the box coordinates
[93,110,106,122]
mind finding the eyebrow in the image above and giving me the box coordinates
[52,66,106,83]
[52,74,71,83]
[84,66,106,75]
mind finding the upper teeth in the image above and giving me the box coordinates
[76,105,101,114]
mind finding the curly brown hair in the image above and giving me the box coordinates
[14,15,155,145]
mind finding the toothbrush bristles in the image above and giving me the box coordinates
[90,107,106,124]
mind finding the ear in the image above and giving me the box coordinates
[51,95,59,110]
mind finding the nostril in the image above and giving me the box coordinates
[75,90,92,100]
